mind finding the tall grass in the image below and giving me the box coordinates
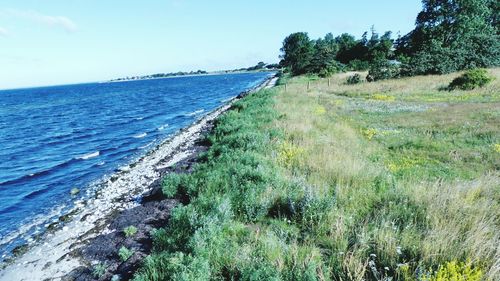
[134,69,499,280]
[273,69,499,280]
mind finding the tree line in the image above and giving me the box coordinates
[280,0,499,80]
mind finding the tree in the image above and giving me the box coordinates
[334,29,394,70]
[335,33,357,64]
[247,62,267,71]
[309,34,340,77]
[279,32,314,75]
[397,0,500,75]
[370,31,394,60]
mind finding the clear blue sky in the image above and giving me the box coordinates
[0,1,422,89]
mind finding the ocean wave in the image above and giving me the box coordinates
[220,97,234,103]
[133,133,147,139]
[0,159,79,187]
[24,187,51,200]
[76,151,100,160]
[139,138,158,149]
[185,109,205,117]
[158,124,169,131]
[0,203,66,251]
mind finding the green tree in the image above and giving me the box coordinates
[398,0,500,74]
[369,31,394,61]
[279,32,314,75]
[309,34,340,77]
[335,28,394,70]
[335,33,357,64]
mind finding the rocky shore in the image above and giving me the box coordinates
[0,75,277,281]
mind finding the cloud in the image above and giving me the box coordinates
[1,9,77,32]
[0,27,8,36]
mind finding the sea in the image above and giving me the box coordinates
[0,72,273,260]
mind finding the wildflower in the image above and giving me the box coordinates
[494,143,500,153]
[372,94,395,101]
[314,106,326,115]
[362,128,377,140]
[387,163,399,173]
[423,260,483,281]
[278,141,304,168]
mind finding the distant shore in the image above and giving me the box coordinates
[0,74,278,281]
[105,69,277,83]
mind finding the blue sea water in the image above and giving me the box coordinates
[0,72,272,258]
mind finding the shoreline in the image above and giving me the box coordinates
[104,70,275,84]
[0,75,278,281]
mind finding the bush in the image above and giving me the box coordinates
[92,262,107,278]
[318,66,336,78]
[346,73,362,84]
[123,225,138,237]
[118,247,134,262]
[448,68,493,90]
[367,59,400,82]
[348,59,370,71]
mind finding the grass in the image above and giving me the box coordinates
[133,69,499,280]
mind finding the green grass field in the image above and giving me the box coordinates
[134,69,499,281]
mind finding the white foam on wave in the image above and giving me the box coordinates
[77,151,100,160]
[135,117,144,120]
[139,140,156,149]
[158,124,169,131]
[185,109,205,117]
[220,97,234,103]
[118,165,131,172]
[0,204,66,250]
[133,133,147,139]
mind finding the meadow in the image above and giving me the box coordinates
[133,69,499,280]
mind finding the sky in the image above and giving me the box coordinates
[0,1,422,89]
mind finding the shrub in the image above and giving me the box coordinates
[346,73,362,84]
[367,59,400,82]
[123,225,138,237]
[318,66,337,78]
[118,246,134,262]
[92,262,107,278]
[348,59,370,71]
[448,68,493,90]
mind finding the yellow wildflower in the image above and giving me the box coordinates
[314,106,326,115]
[372,94,395,101]
[494,143,500,153]
[362,128,377,140]
[278,141,304,168]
